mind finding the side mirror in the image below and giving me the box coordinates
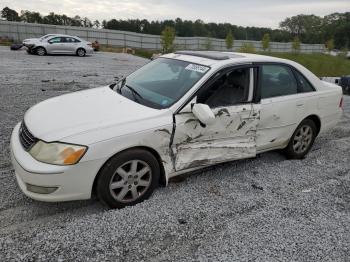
[181,96,197,113]
[192,103,215,125]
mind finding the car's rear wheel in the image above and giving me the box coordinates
[36,47,46,56]
[96,149,160,208]
[285,119,317,159]
[76,48,86,57]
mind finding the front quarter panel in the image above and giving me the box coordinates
[63,111,175,176]
[87,126,174,174]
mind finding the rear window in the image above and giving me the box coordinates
[294,70,315,93]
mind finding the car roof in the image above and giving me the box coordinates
[174,51,244,60]
[162,51,291,67]
[46,34,80,38]
[162,50,324,92]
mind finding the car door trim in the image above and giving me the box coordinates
[174,63,257,114]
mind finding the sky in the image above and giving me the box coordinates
[2,0,350,28]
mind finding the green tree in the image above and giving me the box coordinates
[20,10,42,23]
[1,7,20,21]
[279,14,322,37]
[225,30,234,50]
[292,36,301,53]
[161,26,176,53]
[262,33,270,51]
[93,20,100,29]
[239,43,256,53]
[326,39,334,51]
[82,17,92,27]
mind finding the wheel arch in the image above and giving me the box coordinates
[91,146,167,197]
[304,114,321,136]
[34,46,47,53]
[76,47,86,54]
[284,114,321,150]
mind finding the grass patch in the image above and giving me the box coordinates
[0,38,14,46]
[98,45,157,60]
[260,52,350,77]
[99,45,124,53]
[134,49,157,59]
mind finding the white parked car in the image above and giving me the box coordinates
[10,51,343,208]
[24,34,94,57]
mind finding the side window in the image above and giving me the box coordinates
[198,68,251,108]
[261,65,298,99]
[294,70,315,93]
[48,37,62,44]
[66,37,80,43]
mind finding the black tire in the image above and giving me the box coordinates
[96,149,160,209]
[76,48,86,57]
[284,119,317,159]
[36,47,46,56]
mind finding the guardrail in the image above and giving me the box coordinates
[0,20,325,53]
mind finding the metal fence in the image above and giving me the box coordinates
[0,20,325,53]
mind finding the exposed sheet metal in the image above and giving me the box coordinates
[175,138,255,170]
[171,104,260,171]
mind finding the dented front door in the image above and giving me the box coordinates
[171,103,260,171]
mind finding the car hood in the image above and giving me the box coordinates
[24,86,166,142]
[23,38,40,43]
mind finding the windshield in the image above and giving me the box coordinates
[113,58,210,109]
[40,35,54,40]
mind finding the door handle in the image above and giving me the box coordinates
[273,114,280,120]
[296,103,304,107]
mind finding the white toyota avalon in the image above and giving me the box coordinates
[10,51,343,208]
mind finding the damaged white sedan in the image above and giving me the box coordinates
[11,51,343,208]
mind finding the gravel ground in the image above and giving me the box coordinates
[0,46,349,261]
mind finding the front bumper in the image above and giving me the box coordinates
[86,47,94,54]
[10,123,104,202]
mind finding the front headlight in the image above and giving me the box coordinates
[29,141,87,165]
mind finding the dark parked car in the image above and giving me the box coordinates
[340,76,350,95]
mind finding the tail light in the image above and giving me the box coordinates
[339,97,343,109]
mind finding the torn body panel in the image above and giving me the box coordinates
[171,104,260,171]
[151,127,175,175]
[175,137,255,170]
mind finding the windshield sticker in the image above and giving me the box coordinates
[185,64,209,74]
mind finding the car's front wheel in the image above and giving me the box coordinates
[96,149,160,208]
[76,48,86,57]
[36,47,46,56]
[285,119,317,159]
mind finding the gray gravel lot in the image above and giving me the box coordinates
[0,46,349,261]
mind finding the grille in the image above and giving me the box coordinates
[19,122,38,151]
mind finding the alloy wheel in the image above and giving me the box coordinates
[36,48,45,56]
[293,125,313,154]
[77,49,85,57]
[109,160,152,203]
